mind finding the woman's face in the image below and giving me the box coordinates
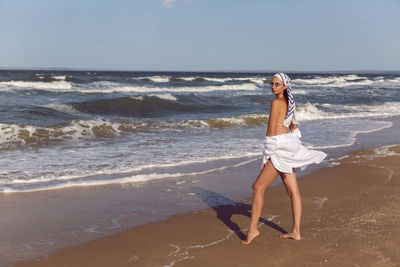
[270,77,287,96]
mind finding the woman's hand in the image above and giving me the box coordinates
[290,123,297,132]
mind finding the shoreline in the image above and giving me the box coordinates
[13,144,400,266]
[2,116,400,266]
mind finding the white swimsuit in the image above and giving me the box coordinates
[262,128,326,173]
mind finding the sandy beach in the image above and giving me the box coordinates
[13,145,400,267]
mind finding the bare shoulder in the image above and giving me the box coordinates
[271,98,286,106]
[270,98,286,111]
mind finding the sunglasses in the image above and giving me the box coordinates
[269,82,281,87]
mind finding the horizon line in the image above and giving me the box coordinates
[0,66,399,74]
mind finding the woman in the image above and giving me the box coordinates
[241,72,326,245]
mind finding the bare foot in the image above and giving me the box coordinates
[240,229,260,245]
[280,231,301,240]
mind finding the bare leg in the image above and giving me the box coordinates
[280,169,302,240]
[241,161,279,245]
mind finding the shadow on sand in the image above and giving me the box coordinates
[191,186,287,241]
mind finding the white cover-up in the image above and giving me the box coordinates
[262,128,327,173]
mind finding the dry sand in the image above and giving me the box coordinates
[14,145,400,267]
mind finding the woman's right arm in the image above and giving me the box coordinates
[290,122,297,132]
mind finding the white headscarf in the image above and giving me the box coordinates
[273,72,297,127]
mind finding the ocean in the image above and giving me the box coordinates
[1,70,400,193]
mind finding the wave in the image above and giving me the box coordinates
[0,80,73,91]
[175,76,266,84]
[0,119,127,150]
[132,75,170,83]
[184,114,268,128]
[296,102,400,121]
[3,73,400,94]
[1,157,259,193]
[0,79,262,95]
[292,74,370,87]
[148,93,177,101]
[166,102,400,127]
[69,95,223,117]
[200,77,265,84]
[132,75,267,84]
[3,101,400,149]
[44,103,90,117]
[6,74,400,94]
[130,75,263,83]
[178,77,198,81]
[76,82,261,94]
[292,74,400,87]
[45,94,180,119]
[0,112,269,150]
[306,122,393,150]
[291,89,307,95]
[6,152,260,186]
[53,75,67,80]
[34,73,66,80]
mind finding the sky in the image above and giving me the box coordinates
[0,0,399,71]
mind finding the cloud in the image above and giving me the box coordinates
[162,0,176,8]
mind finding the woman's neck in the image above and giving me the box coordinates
[275,92,284,99]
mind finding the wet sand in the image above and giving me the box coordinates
[14,145,400,267]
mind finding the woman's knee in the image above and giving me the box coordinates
[285,188,292,197]
[285,187,300,198]
[252,182,265,194]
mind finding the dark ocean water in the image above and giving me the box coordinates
[1,70,400,192]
